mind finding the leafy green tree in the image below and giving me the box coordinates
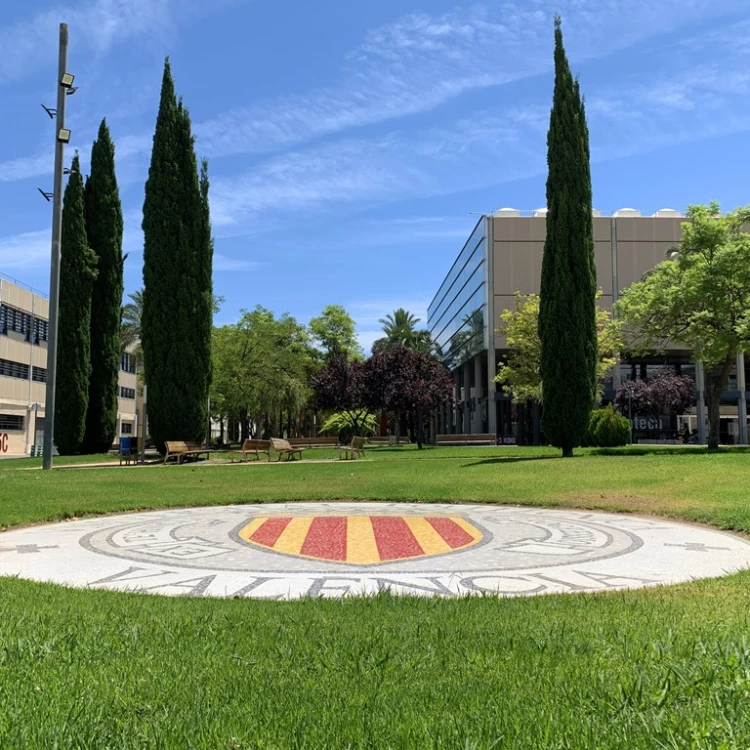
[309,305,363,361]
[539,16,598,457]
[142,59,213,453]
[55,154,98,454]
[212,307,309,441]
[496,292,620,403]
[82,120,124,454]
[617,202,750,449]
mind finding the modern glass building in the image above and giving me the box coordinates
[427,208,750,445]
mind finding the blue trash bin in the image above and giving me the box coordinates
[119,436,132,464]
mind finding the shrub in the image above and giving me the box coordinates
[319,409,377,444]
[587,405,630,447]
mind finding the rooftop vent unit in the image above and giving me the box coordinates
[613,207,641,217]
[592,208,602,217]
[532,208,548,217]
[652,208,682,218]
[493,207,521,217]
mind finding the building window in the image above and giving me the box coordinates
[0,304,33,341]
[120,352,136,373]
[0,414,24,431]
[120,386,136,399]
[33,318,49,344]
[120,422,133,434]
[32,367,47,383]
[0,358,30,380]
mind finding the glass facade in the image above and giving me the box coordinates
[427,219,488,370]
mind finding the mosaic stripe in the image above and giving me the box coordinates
[427,517,476,549]
[273,517,315,556]
[346,516,380,565]
[402,516,452,556]
[249,517,292,547]
[371,516,424,561]
[301,516,347,561]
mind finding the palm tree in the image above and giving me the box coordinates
[372,308,439,356]
[372,307,440,356]
[121,289,143,353]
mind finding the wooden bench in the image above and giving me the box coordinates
[287,437,338,448]
[241,439,271,461]
[269,438,306,461]
[164,441,213,464]
[336,436,366,460]
[437,434,497,446]
[366,436,409,445]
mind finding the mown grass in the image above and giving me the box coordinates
[1,446,750,748]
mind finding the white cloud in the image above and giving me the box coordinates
[213,254,257,272]
[0,230,51,270]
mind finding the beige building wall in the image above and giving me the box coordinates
[1,275,137,456]
[491,213,686,351]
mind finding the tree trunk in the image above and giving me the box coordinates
[706,353,735,450]
[562,444,574,458]
[239,408,249,442]
[416,404,424,449]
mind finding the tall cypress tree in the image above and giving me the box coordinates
[142,59,213,453]
[55,154,98,454]
[82,120,124,454]
[538,17,597,457]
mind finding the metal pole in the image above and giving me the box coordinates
[140,384,148,464]
[737,350,747,446]
[42,23,69,471]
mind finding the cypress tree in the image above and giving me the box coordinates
[55,154,98,454]
[142,59,213,453]
[538,17,597,457]
[82,120,124,454]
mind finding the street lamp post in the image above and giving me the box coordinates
[627,389,634,445]
[42,23,74,470]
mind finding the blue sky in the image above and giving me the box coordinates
[1,0,749,352]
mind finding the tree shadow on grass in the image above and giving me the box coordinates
[462,455,566,467]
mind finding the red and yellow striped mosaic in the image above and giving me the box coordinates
[238,515,483,564]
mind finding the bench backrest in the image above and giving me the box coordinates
[165,441,191,453]
[288,436,338,447]
[437,434,496,442]
[270,438,294,451]
[351,436,366,450]
[242,439,270,451]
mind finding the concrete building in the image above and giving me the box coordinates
[0,274,138,457]
[427,209,750,444]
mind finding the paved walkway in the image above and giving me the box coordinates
[1,503,749,599]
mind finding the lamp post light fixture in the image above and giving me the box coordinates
[42,22,73,471]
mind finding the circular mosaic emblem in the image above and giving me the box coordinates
[0,503,749,599]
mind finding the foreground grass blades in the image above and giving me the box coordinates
[1,446,750,748]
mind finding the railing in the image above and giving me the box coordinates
[0,274,48,299]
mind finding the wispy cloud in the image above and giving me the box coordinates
[0,0,172,85]
[0,230,51,270]
[213,254,258,272]
[195,0,744,159]
[208,108,546,230]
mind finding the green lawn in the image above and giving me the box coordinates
[1,446,750,748]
